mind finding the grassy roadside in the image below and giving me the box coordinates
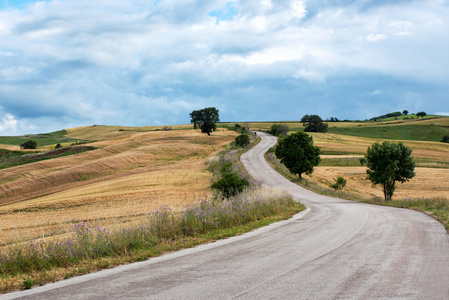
[0,189,304,293]
[265,149,449,232]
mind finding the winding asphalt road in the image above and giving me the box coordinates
[4,132,449,299]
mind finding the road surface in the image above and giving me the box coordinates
[4,132,449,299]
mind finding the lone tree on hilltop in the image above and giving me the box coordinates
[275,132,321,179]
[300,114,328,132]
[20,140,37,149]
[403,110,409,116]
[416,111,427,118]
[365,141,415,201]
[190,107,220,135]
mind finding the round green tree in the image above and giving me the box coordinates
[275,132,321,179]
[300,114,328,132]
[365,141,415,201]
[189,107,220,135]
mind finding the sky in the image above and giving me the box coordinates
[0,0,448,135]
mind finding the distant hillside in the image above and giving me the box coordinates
[369,111,403,121]
[0,133,92,148]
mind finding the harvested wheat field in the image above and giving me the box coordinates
[304,132,449,200]
[311,132,449,160]
[0,127,237,246]
[305,167,449,200]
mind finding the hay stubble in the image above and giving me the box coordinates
[0,129,237,246]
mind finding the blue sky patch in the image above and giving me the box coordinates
[209,2,238,23]
[0,0,45,10]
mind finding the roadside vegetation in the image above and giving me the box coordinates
[0,188,299,292]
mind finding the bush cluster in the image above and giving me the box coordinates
[329,176,347,191]
[20,140,37,149]
[211,162,249,197]
[235,134,250,147]
[268,124,289,136]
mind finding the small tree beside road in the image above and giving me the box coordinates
[365,141,415,201]
[275,132,321,179]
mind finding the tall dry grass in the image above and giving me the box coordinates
[0,188,296,279]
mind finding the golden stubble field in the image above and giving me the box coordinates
[304,132,449,200]
[0,127,237,246]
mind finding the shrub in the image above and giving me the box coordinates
[329,176,347,191]
[442,135,449,143]
[268,124,289,136]
[235,134,250,147]
[55,143,62,149]
[20,140,37,149]
[211,173,249,198]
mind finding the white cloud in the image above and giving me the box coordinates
[0,114,18,135]
[370,90,383,95]
[260,0,273,10]
[292,68,325,82]
[291,1,306,19]
[366,34,387,42]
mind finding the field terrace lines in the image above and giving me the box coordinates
[0,129,237,246]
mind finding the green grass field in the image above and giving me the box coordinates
[0,146,96,170]
[327,124,448,142]
[0,133,94,148]
[0,135,79,147]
